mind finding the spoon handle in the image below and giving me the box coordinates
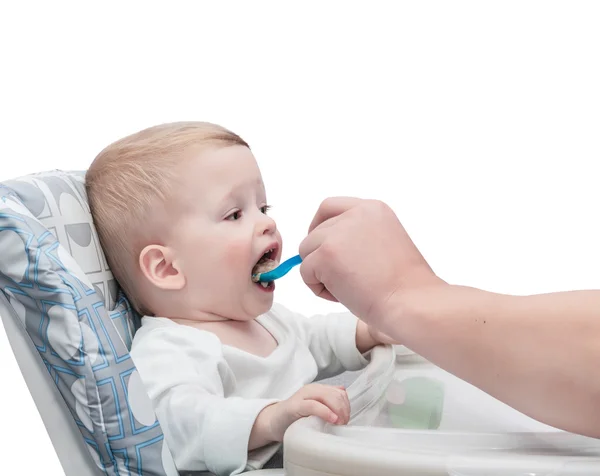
[255,254,302,282]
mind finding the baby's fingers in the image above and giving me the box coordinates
[313,388,351,425]
[297,400,338,424]
[341,390,351,420]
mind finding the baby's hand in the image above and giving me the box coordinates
[256,384,350,444]
[368,325,399,345]
[356,320,399,353]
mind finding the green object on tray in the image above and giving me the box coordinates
[386,377,445,430]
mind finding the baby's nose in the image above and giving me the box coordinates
[259,215,277,235]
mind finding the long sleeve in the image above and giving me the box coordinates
[271,303,369,380]
[130,321,278,476]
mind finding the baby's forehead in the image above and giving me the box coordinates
[183,174,267,201]
[179,146,265,188]
[170,154,266,209]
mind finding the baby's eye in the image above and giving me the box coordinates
[260,205,271,214]
[226,210,242,221]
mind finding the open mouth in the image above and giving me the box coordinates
[251,246,279,289]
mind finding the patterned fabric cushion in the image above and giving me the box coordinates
[0,170,177,476]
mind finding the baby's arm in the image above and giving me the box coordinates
[130,327,278,476]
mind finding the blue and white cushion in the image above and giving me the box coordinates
[0,170,177,476]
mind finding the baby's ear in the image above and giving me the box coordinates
[139,244,185,291]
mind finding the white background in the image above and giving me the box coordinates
[1,1,599,474]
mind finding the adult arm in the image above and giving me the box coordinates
[391,285,600,438]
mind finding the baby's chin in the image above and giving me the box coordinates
[239,297,274,320]
[193,289,274,322]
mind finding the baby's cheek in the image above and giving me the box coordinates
[221,240,252,267]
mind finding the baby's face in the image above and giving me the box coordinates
[166,145,282,321]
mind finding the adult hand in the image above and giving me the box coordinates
[301,198,600,440]
[299,197,443,328]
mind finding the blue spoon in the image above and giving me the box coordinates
[253,254,302,283]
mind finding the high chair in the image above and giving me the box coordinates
[3,170,600,476]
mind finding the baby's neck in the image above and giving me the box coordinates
[171,317,278,358]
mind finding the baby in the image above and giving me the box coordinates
[86,122,394,476]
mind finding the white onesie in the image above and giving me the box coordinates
[129,302,369,476]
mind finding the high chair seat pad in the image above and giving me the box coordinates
[0,170,176,476]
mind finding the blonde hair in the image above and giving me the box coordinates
[86,121,249,313]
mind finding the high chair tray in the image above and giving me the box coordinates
[284,345,600,475]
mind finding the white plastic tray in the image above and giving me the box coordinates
[284,345,600,475]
